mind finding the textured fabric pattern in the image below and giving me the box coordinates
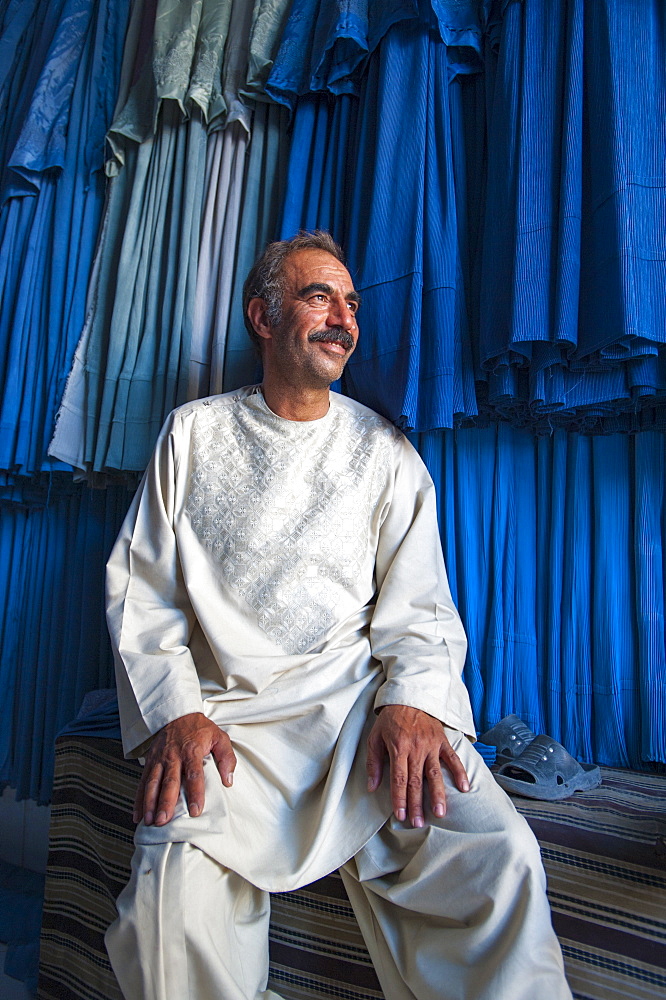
[106,388,473,889]
[185,396,392,652]
[49,103,208,475]
[479,0,666,427]
[37,736,666,1000]
[244,0,295,98]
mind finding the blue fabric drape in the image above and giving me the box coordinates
[274,0,666,432]
[0,481,132,803]
[479,0,666,428]
[0,0,131,479]
[49,0,292,474]
[417,426,666,769]
[275,2,483,431]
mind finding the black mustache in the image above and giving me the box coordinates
[308,328,355,351]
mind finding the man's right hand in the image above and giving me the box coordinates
[133,712,236,826]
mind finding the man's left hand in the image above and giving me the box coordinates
[366,705,470,827]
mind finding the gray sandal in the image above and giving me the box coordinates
[494,735,602,801]
[479,714,536,766]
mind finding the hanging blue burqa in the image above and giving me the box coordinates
[0,0,131,478]
[479,0,666,427]
[272,0,482,431]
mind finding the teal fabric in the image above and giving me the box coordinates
[50,104,208,473]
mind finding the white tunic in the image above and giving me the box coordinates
[106,386,475,891]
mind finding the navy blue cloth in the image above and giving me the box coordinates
[0,859,44,992]
[57,688,122,740]
[0,480,131,803]
[479,0,666,426]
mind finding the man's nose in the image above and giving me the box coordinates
[326,294,355,330]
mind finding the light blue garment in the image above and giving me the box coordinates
[50,104,208,473]
[222,101,290,392]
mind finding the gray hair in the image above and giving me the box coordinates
[242,230,347,349]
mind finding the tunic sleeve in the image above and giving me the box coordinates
[106,412,205,756]
[371,435,476,738]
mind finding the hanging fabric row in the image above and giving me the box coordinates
[1,0,666,802]
[49,0,292,475]
[44,0,666,480]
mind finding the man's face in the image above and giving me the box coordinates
[262,249,360,390]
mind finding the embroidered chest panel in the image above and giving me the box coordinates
[185,400,394,654]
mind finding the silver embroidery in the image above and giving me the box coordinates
[185,397,394,654]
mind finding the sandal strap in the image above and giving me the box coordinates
[479,714,536,760]
[498,735,584,784]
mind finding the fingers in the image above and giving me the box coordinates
[368,707,471,828]
[179,752,206,822]
[212,731,237,788]
[389,755,409,824]
[439,736,470,794]
[424,750,447,819]
[132,713,234,826]
[366,729,385,793]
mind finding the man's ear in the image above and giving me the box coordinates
[247,298,273,342]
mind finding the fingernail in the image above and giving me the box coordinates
[155,811,166,825]
[132,811,139,824]
[396,808,406,822]
[144,811,153,825]
[413,816,424,828]
[367,778,375,792]
[433,803,445,817]
[228,772,233,786]
[461,779,470,792]
[189,802,200,816]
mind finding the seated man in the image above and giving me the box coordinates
[105,230,572,1000]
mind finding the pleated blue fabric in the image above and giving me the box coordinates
[0,0,131,478]
[0,481,132,803]
[416,426,666,769]
[276,4,483,430]
[49,103,209,474]
[222,101,290,392]
[478,0,666,428]
[274,0,666,432]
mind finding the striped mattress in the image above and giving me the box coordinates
[37,737,666,1000]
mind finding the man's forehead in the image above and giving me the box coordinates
[282,249,355,292]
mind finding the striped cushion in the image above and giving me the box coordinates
[37,738,666,1000]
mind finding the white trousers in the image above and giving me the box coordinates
[105,737,573,1000]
